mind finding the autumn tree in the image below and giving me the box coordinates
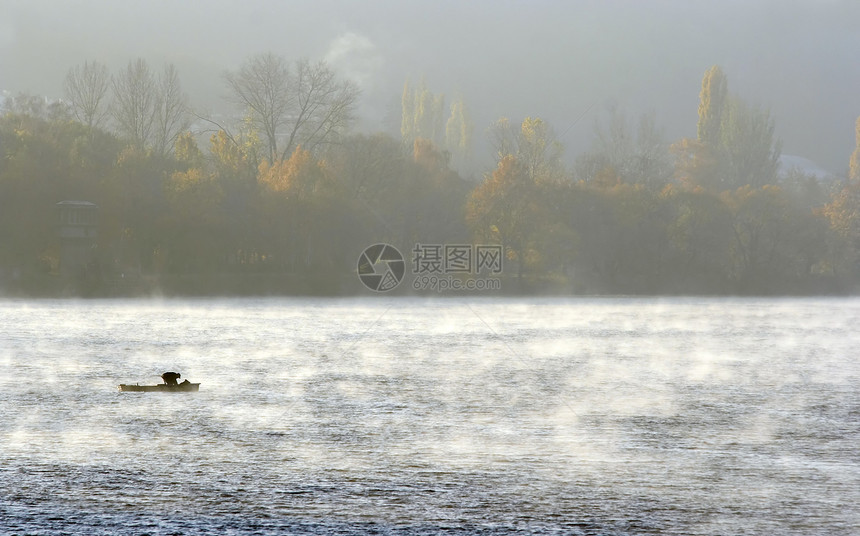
[206,128,262,268]
[258,146,335,271]
[401,77,451,149]
[697,65,728,147]
[402,78,474,173]
[680,66,781,192]
[467,155,543,281]
[412,77,435,143]
[400,79,414,146]
[822,180,860,276]
[406,139,469,244]
[818,120,860,277]
[445,95,474,172]
[64,60,110,130]
[849,116,860,181]
[489,116,563,183]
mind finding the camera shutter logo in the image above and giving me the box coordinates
[357,244,405,292]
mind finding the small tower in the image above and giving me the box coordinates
[57,201,99,279]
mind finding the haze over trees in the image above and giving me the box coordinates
[1,59,858,295]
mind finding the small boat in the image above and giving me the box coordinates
[118,382,200,392]
[118,371,199,392]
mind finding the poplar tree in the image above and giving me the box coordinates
[445,96,474,171]
[400,78,414,146]
[697,65,728,147]
[849,116,860,181]
[431,93,446,148]
[413,77,433,141]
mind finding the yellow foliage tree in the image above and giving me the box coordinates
[670,137,721,191]
[258,145,324,199]
[467,155,541,280]
[849,116,860,182]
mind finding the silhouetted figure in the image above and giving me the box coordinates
[161,372,181,386]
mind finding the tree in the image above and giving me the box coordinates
[431,93,446,148]
[670,137,721,190]
[488,117,517,160]
[111,58,157,149]
[682,67,781,192]
[225,54,360,164]
[258,146,330,271]
[633,112,673,188]
[64,60,110,130]
[402,76,452,149]
[152,64,190,157]
[174,131,203,168]
[163,165,225,273]
[224,53,290,164]
[488,116,563,183]
[575,109,671,188]
[849,116,860,182]
[467,155,542,281]
[2,92,70,121]
[412,77,434,142]
[697,65,728,147]
[445,95,474,171]
[663,185,734,290]
[285,59,360,158]
[719,97,781,188]
[401,79,414,146]
[721,185,817,291]
[822,180,860,274]
[402,78,473,171]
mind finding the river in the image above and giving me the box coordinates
[1,297,858,534]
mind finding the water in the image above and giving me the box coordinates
[1,297,858,535]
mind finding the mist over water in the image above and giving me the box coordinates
[1,297,858,535]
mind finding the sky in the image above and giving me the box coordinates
[1,0,858,174]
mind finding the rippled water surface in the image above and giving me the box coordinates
[1,297,858,535]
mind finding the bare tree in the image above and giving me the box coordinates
[224,53,292,163]
[152,63,190,157]
[282,59,360,159]
[574,108,672,188]
[224,54,360,163]
[64,60,110,129]
[488,117,517,160]
[111,58,156,149]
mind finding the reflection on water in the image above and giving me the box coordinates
[1,297,858,534]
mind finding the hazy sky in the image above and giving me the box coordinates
[1,0,858,173]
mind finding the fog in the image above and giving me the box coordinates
[2,0,859,173]
[3,298,858,532]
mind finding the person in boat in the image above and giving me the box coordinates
[161,372,181,386]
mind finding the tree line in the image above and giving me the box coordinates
[1,58,859,295]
